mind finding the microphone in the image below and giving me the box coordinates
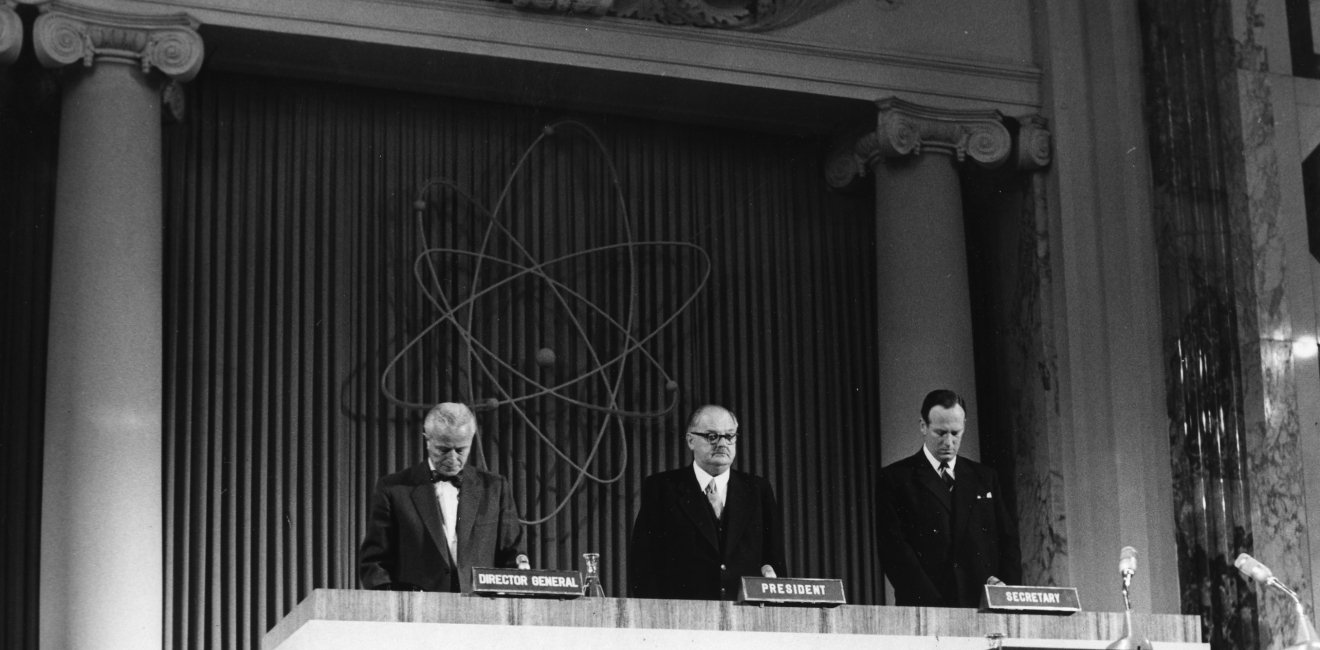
[1234,554,1320,649]
[1107,546,1151,650]
[1234,553,1277,587]
[1119,546,1137,590]
[1119,546,1137,576]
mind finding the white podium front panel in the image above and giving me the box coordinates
[263,589,1207,650]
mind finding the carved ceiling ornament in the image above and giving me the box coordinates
[33,1,203,80]
[512,0,852,30]
[0,1,21,65]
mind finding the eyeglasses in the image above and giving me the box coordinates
[688,430,738,444]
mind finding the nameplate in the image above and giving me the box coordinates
[981,585,1081,613]
[470,568,584,597]
[739,577,846,606]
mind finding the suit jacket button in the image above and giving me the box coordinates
[720,564,727,571]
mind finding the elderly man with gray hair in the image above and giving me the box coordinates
[359,402,528,592]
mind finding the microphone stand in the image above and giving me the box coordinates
[1264,578,1320,650]
[1107,572,1151,650]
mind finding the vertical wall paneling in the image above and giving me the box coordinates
[162,72,879,650]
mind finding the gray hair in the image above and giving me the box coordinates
[423,402,477,436]
[685,404,737,432]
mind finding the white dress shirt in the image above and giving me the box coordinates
[692,462,730,511]
[428,460,460,564]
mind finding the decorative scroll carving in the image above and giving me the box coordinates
[0,2,21,66]
[510,0,851,30]
[824,136,866,192]
[33,2,203,80]
[825,131,879,192]
[1015,114,1052,171]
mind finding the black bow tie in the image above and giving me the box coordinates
[429,470,462,487]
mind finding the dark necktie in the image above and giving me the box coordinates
[938,462,955,491]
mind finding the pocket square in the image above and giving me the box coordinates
[976,491,993,499]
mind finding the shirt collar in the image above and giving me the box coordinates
[692,462,731,492]
[921,445,956,475]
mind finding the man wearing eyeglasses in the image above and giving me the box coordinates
[628,404,786,600]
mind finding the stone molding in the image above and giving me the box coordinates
[0,1,21,66]
[827,99,1052,189]
[506,0,849,30]
[33,2,203,80]
[513,0,613,16]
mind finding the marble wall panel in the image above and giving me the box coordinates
[1139,1,1316,648]
[1235,58,1314,649]
[1005,175,1069,588]
[963,165,1067,590]
[1140,1,1260,647]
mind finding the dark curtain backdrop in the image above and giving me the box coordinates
[0,38,58,650]
[162,71,880,650]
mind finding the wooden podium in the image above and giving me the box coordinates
[264,589,1206,650]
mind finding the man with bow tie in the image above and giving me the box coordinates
[875,389,1021,607]
[628,404,786,600]
[359,402,528,592]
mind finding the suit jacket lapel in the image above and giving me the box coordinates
[676,472,720,552]
[456,473,479,565]
[951,464,978,544]
[723,472,750,554]
[408,465,454,569]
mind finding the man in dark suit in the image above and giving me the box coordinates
[359,402,528,592]
[876,389,1021,607]
[628,404,786,600]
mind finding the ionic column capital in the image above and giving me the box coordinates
[33,1,202,80]
[870,96,1012,167]
[0,2,21,66]
[827,100,1052,190]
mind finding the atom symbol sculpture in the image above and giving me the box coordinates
[379,120,711,524]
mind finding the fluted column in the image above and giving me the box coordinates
[0,2,21,66]
[829,98,1023,466]
[33,4,202,650]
